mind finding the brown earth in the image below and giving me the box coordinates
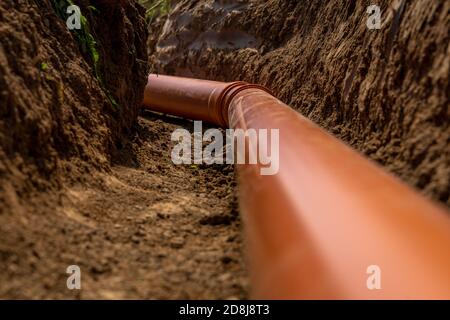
[0,0,247,299]
[0,0,449,300]
[0,0,148,205]
[0,112,247,299]
[150,0,450,206]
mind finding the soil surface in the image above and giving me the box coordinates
[1,0,449,300]
[150,0,450,206]
[0,112,246,299]
[0,0,247,299]
[0,0,148,203]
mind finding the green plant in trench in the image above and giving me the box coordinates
[51,1,99,74]
[50,0,118,109]
[138,0,171,22]
[39,62,49,72]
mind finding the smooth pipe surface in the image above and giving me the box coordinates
[143,74,270,127]
[228,89,450,299]
[142,74,450,299]
[142,74,236,126]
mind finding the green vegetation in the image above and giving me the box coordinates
[50,0,118,109]
[138,0,171,22]
[51,1,99,75]
[39,62,49,72]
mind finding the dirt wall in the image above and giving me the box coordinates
[0,0,148,211]
[150,0,450,206]
[0,0,150,298]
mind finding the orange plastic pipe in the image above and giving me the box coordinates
[142,74,450,299]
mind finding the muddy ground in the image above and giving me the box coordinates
[0,0,449,299]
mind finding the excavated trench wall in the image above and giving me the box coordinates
[0,0,149,211]
[150,0,450,206]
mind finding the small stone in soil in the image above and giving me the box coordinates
[199,212,234,226]
[170,237,185,249]
[157,212,167,219]
[131,235,141,244]
[221,255,234,264]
